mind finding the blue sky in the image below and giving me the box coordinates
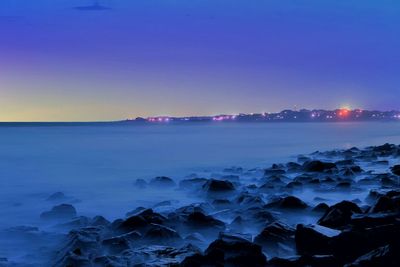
[0,0,399,121]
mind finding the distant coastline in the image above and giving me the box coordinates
[127,108,400,123]
[1,109,400,125]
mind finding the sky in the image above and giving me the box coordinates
[0,0,399,121]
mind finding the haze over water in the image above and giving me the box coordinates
[1,122,399,226]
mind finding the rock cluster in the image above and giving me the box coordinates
[37,143,400,266]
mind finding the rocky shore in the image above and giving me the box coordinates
[2,144,400,267]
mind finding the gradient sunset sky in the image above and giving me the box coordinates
[1,0,399,121]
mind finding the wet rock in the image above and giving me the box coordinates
[286,162,302,172]
[181,233,267,267]
[40,204,77,220]
[116,209,167,233]
[149,176,176,187]
[344,244,400,267]
[266,196,308,210]
[313,203,329,213]
[391,165,400,176]
[144,223,181,243]
[102,231,141,254]
[53,227,103,266]
[370,196,398,213]
[254,221,295,256]
[267,255,340,267]
[91,216,110,227]
[318,201,362,229]
[235,192,264,207]
[185,211,225,229]
[295,224,340,256]
[264,165,286,176]
[350,213,399,228]
[372,143,396,156]
[303,160,337,172]
[245,206,277,225]
[202,179,235,192]
[125,206,146,217]
[126,244,201,266]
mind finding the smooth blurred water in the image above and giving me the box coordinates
[0,121,400,226]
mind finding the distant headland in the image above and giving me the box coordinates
[126,109,400,123]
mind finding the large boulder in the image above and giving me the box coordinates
[181,233,267,267]
[295,224,340,256]
[318,201,362,229]
[254,221,295,256]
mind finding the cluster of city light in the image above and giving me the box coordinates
[212,115,237,121]
[147,117,170,122]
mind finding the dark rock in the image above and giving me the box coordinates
[235,192,264,207]
[295,224,340,256]
[202,179,235,192]
[350,213,399,228]
[344,244,400,267]
[116,209,167,233]
[266,196,308,210]
[185,211,225,229]
[91,216,110,227]
[40,204,77,220]
[370,196,397,213]
[254,221,295,256]
[313,203,329,213]
[318,201,362,229]
[149,176,176,187]
[268,255,340,267]
[303,160,337,172]
[102,231,141,254]
[391,165,400,176]
[286,162,302,172]
[53,227,103,266]
[127,244,201,266]
[182,233,267,267]
[125,206,146,217]
[144,223,181,242]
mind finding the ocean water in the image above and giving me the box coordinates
[0,121,400,264]
[1,122,400,225]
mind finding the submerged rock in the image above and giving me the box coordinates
[149,176,176,187]
[40,204,77,220]
[202,179,235,192]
